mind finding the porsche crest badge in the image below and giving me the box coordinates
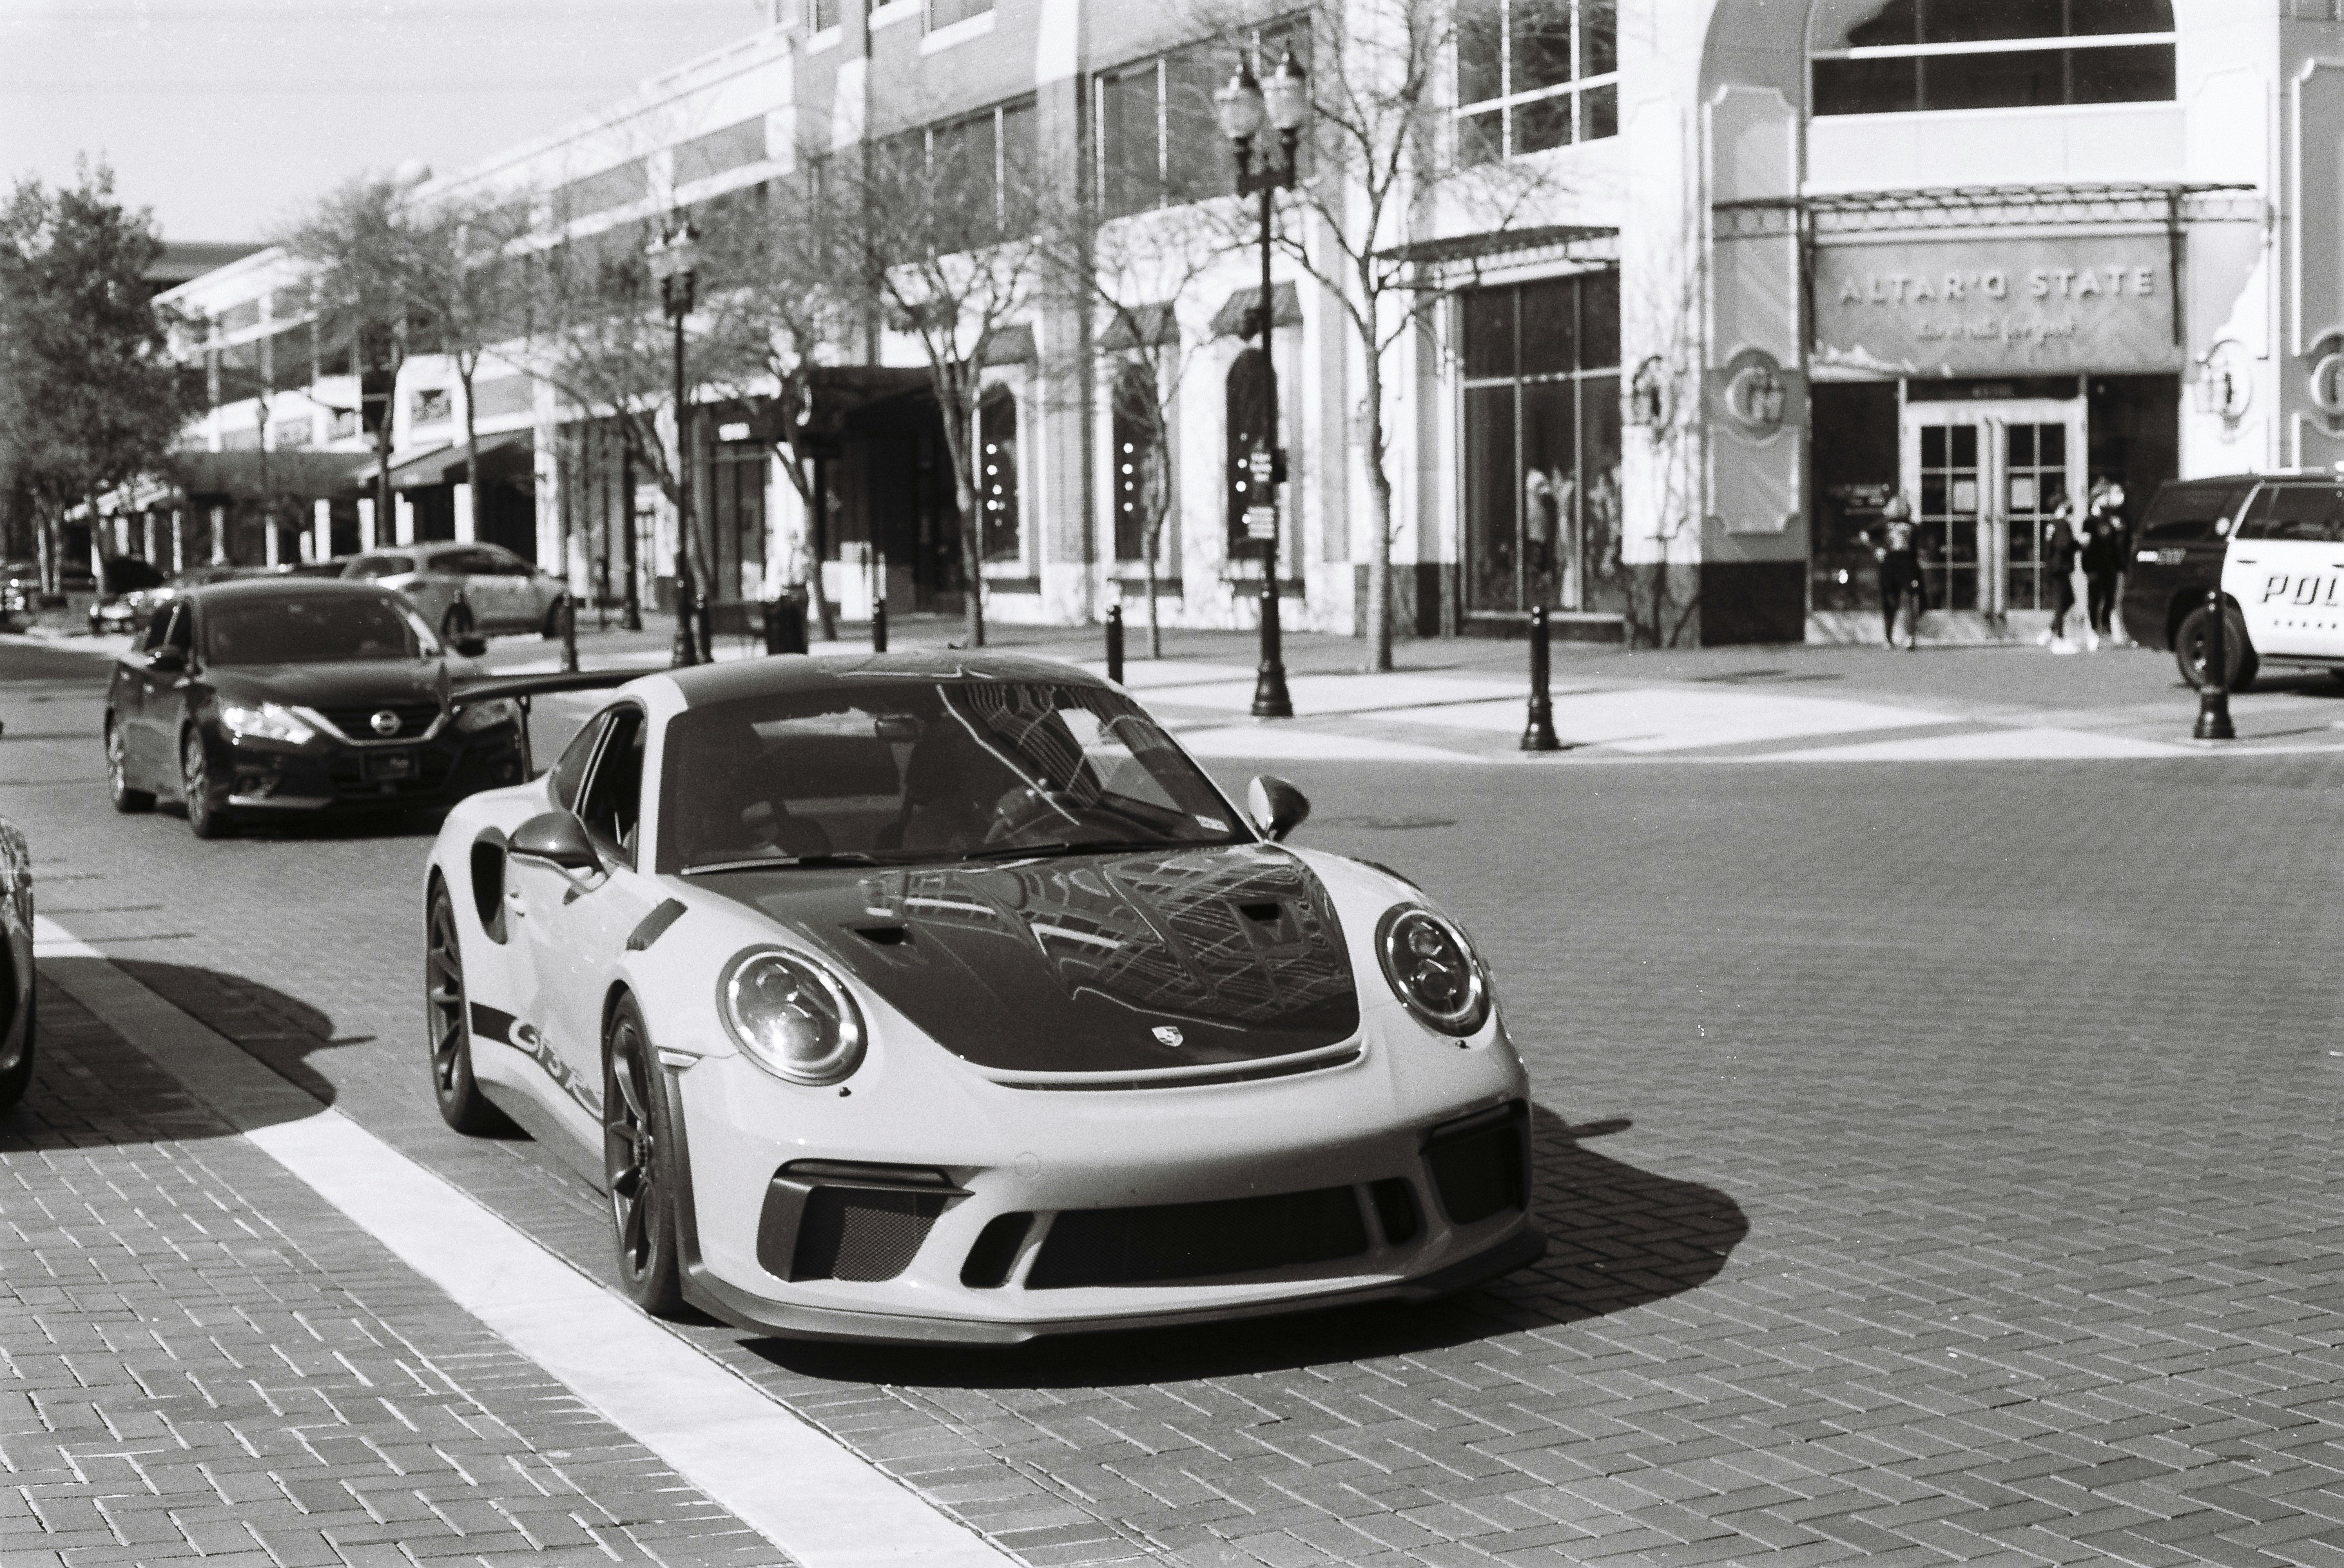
[1151,1025,1185,1049]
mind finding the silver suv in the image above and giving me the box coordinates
[344,542,567,641]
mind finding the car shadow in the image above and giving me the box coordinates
[747,1103,1747,1388]
[1,959,376,1148]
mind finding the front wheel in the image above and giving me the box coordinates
[425,882,512,1135]
[180,728,232,839]
[2174,603,2260,693]
[106,719,154,813]
[604,994,688,1319]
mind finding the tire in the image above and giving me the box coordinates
[425,880,513,1135]
[106,719,154,813]
[441,601,475,641]
[2174,603,2260,693]
[180,727,232,839]
[604,993,688,1319]
[541,595,565,641]
[0,986,31,1116]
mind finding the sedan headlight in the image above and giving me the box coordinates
[456,697,522,733]
[1375,907,1491,1036]
[718,947,867,1085]
[217,701,316,746]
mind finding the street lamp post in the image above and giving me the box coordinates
[1216,49,1308,721]
[647,217,704,667]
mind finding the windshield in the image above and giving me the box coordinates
[657,680,1246,874]
[202,594,438,665]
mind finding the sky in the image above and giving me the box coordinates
[0,0,769,246]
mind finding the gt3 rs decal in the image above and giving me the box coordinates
[468,1002,602,1117]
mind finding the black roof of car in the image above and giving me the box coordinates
[180,576,405,606]
[664,652,1109,708]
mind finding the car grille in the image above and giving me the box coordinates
[1423,1103,1529,1226]
[791,1188,947,1282]
[1026,1186,1370,1290]
[316,702,440,740]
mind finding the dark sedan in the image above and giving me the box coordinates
[103,577,525,838]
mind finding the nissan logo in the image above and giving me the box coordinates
[369,710,402,737]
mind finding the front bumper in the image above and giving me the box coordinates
[669,1025,1542,1345]
[219,726,525,811]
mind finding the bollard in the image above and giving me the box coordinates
[871,599,888,653]
[2193,586,2235,740]
[1106,603,1125,686]
[1521,603,1562,752]
[559,594,579,674]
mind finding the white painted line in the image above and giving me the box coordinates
[1750,726,2189,761]
[34,915,1014,1568]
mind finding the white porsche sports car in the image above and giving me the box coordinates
[424,653,1540,1343]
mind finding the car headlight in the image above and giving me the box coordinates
[217,701,317,746]
[456,697,522,733]
[718,947,867,1085]
[1375,907,1491,1036]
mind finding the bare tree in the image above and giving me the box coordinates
[396,192,534,552]
[694,177,862,638]
[1192,0,1592,670]
[824,115,1059,648]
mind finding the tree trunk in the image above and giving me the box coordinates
[1145,542,1161,659]
[959,478,985,648]
[1361,351,1395,673]
[459,365,483,547]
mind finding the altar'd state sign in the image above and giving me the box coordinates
[1812,235,2181,378]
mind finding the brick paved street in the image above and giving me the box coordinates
[7,633,2344,1566]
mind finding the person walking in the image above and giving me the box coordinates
[2080,481,2125,652]
[1870,493,1924,650]
[2039,500,2082,653]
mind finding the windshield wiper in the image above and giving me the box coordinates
[958,838,1185,863]
[681,851,884,875]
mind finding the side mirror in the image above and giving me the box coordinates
[147,647,185,674]
[453,635,489,658]
[510,810,602,875]
[1246,775,1310,842]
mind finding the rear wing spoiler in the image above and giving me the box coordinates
[448,667,644,777]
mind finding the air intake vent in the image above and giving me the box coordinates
[792,1188,945,1282]
[1027,1186,1369,1289]
[960,1213,1033,1289]
[1424,1103,1528,1226]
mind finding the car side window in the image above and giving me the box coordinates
[547,713,608,811]
[139,605,173,651]
[441,548,499,576]
[2235,487,2344,543]
[2140,486,2245,544]
[485,548,532,576]
[423,552,468,576]
[349,554,415,579]
[576,708,646,867]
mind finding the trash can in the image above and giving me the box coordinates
[762,588,809,655]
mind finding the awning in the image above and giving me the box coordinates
[1211,282,1303,339]
[163,449,376,503]
[1099,303,1177,352]
[1714,182,2263,240]
[1378,223,1618,279]
[387,429,532,492]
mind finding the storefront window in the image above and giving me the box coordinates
[978,386,1022,563]
[1225,347,1273,558]
[708,428,767,602]
[1810,0,2174,115]
[1457,0,1617,164]
[1112,362,1167,565]
[1458,272,1620,617]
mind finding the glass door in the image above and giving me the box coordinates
[1901,399,2084,617]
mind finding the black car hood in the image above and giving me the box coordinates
[204,659,475,710]
[695,844,1361,1074]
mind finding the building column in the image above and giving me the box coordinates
[264,521,280,568]
[170,508,184,573]
[394,494,416,545]
[209,506,226,564]
[452,483,475,543]
[140,511,157,561]
[313,499,333,562]
[358,497,377,551]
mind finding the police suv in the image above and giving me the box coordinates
[2122,472,2344,691]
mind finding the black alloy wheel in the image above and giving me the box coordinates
[2174,602,2260,693]
[425,882,510,1135]
[603,994,688,1318]
[441,601,475,641]
[106,719,153,813]
[180,728,230,839]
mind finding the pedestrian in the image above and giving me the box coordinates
[2080,481,2125,652]
[1869,493,1924,650]
[2039,500,2082,653]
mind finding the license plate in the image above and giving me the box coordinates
[362,749,417,782]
